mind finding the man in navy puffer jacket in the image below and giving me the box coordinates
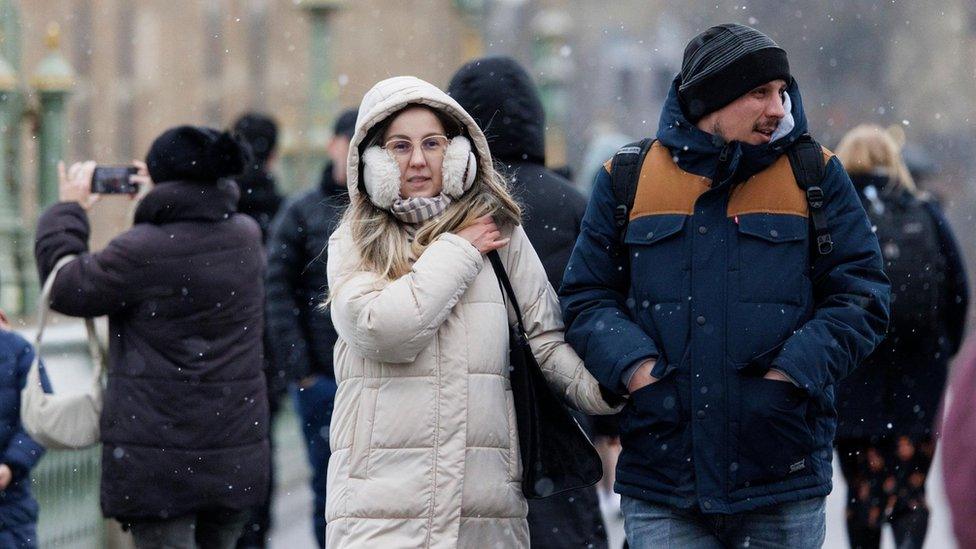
[560,24,890,547]
[0,310,50,548]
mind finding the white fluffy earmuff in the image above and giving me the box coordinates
[362,145,402,209]
[441,136,478,199]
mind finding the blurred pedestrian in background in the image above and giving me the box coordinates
[449,55,608,549]
[834,124,969,549]
[34,126,269,549]
[0,309,50,549]
[324,76,618,547]
[942,339,976,549]
[577,127,634,198]
[231,112,284,549]
[232,113,284,243]
[264,108,357,548]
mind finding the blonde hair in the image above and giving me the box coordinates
[835,124,918,195]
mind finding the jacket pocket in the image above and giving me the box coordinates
[624,215,688,302]
[348,386,378,479]
[735,214,809,304]
[619,371,688,487]
[734,375,815,488]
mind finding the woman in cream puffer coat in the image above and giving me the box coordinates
[325,76,619,548]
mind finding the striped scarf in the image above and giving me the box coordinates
[390,194,453,224]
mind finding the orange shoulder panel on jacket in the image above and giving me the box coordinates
[630,143,711,220]
[727,153,809,218]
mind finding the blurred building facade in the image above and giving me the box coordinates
[1,0,482,313]
[6,0,479,235]
[3,0,976,316]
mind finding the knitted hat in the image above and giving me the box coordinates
[678,23,790,121]
[146,125,250,184]
[232,113,278,165]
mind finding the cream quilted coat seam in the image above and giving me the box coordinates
[345,236,482,363]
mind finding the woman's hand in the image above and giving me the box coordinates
[455,215,510,254]
[58,161,99,209]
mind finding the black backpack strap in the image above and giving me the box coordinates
[609,138,656,244]
[787,134,833,256]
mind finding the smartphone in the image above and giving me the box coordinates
[91,165,139,194]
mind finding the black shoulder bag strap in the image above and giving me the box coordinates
[488,248,626,408]
[487,250,527,338]
[486,249,605,499]
[787,134,833,256]
[610,137,656,244]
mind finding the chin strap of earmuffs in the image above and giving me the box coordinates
[361,135,479,210]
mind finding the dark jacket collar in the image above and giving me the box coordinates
[319,162,349,199]
[655,76,809,187]
[134,179,240,225]
[235,167,282,215]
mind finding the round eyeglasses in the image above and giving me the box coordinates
[383,135,450,160]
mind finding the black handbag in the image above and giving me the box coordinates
[487,250,604,499]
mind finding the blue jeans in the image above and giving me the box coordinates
[292,376,338,549]
[621,496,826,548]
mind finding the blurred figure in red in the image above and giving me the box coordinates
[942,340,976,549]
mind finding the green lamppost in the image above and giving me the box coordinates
[532,9,574,168]
[285,0,344,193]
[30,23,74,208]
[0,48,20,310]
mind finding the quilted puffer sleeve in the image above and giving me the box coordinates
[327,222,485,363]
[502,225,621,415]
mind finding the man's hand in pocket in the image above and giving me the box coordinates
[627,360,661,393]
[763,368,797,385]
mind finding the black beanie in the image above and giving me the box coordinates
[232,113,278,166]
[678,23,790,122]
[146,125,250,184]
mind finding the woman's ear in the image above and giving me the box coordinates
[442,136,477,198]
[362,146,401,209]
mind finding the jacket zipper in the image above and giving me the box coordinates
[714,142,733,186]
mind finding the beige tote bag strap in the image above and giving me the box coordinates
[34,255,106,374]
